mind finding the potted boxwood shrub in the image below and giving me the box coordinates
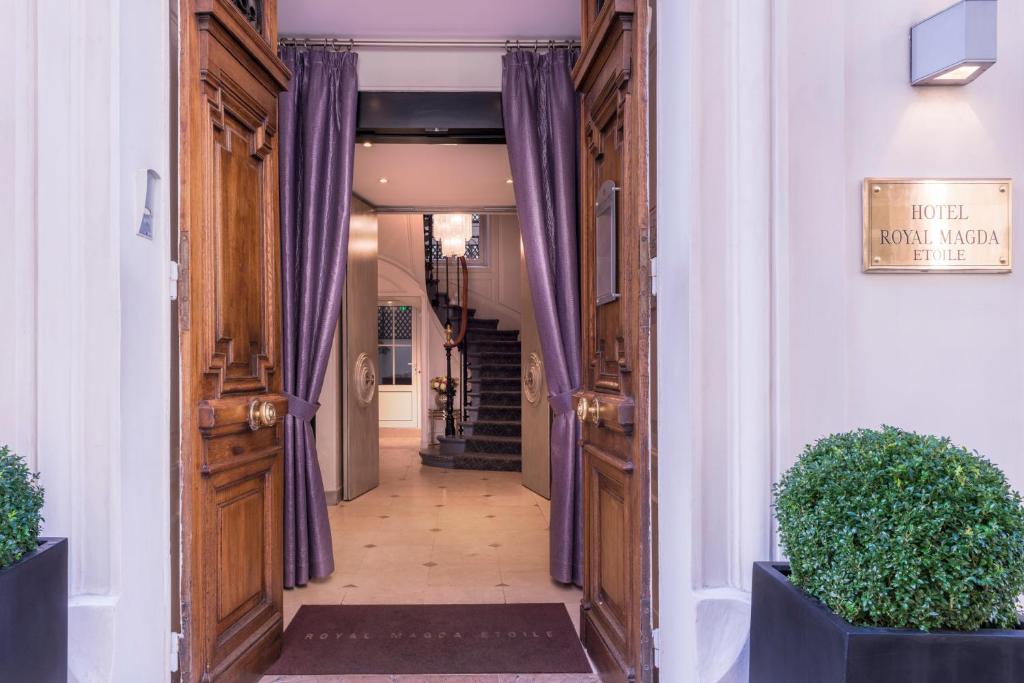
[751,427,1024,683]
[0,445,67,683]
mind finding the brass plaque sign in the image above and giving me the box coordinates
[863,179,1012,273]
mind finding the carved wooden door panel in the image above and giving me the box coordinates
[574,1,655,681]
[178,1,290,680]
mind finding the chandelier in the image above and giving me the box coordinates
[433,213,473,258]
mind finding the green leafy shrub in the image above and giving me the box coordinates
[0,445,45,570]
[774,426,1024,631]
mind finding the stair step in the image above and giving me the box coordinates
[472,390,520,406]
[468,351,521,362]
[468,362,524,378]
[453,451,522,472]
[468,329,520,341]
[472,402,522,410]
[476,377,520,390]
[467,340,522,353]
[471,405,522,421]
[475,366,521,380]
[467,318,501,330]
[465,434,522,455]
[469,419,522,437]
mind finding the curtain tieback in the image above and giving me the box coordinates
[285,393,320,422]
[548,389,578,416]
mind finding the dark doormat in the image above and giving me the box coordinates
[265,603,592,675]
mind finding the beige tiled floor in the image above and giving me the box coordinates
[265,435,592,683]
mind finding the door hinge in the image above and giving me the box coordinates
[169,261,180,301]
[650,256,658,297]
[652,627,661,668]
[177,232,191,330]
[169,631,183,673]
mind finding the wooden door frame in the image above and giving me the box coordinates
[170,1,659,679]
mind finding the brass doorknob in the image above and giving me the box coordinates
[576,397,590,423]
[248,399,278,431]
[587,397,601,425]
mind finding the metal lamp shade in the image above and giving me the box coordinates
[911,0,997,86]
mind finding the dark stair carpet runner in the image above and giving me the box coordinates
[426,288,523,471]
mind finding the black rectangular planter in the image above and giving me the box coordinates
[0,538,68,683]
[750,562,1024,683]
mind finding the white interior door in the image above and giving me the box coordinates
[377,303,420,429]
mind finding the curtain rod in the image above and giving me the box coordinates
[372,206,518,215]
[278,36,580,51]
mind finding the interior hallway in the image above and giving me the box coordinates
[282,435,583,630]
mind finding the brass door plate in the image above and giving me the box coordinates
[863,178,1011,273]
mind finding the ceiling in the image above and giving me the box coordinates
[353,143,514,209]
[278,1,580,39]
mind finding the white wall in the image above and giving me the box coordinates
[377,214,454,446]
[799,0,1024,480]
[357,46,502,92]
[0,1,171,680]
[466,215,523,330]
[659,1,1024,681]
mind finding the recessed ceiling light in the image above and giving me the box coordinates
[506,178,514,184]
[378,177,388,184]
[363,141,373,148]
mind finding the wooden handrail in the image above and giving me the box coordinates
[445,256,469,348]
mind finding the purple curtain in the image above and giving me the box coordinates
[502,49,583,586]
[278,47,358,588]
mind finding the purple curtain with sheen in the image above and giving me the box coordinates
[502,49,583,586]
[278,47,358,588]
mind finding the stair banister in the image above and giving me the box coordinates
[443,256,469,437]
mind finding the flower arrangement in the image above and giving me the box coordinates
[430,376,457,395]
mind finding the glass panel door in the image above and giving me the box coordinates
[377,304,419,428]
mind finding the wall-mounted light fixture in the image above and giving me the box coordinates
[911,0,996,86]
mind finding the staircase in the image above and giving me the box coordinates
[460,314,523,471]
[421,265,524,472]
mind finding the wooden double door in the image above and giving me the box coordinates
[175,0,656,681]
